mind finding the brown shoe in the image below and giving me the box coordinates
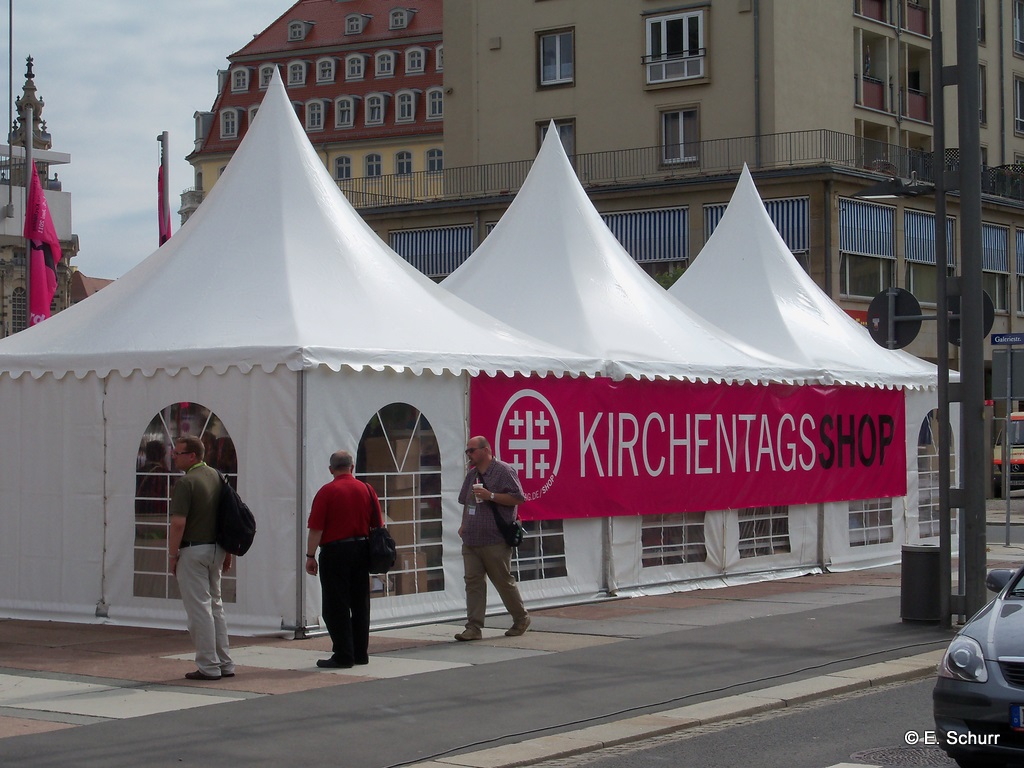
[505,616,531,637]
[184,670,222,681]
[454,628,482,641]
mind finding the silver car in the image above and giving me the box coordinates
[934,566,1024,767]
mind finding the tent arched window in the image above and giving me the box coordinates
[849,497,894,546]
[134,403,238,602]
[918,408,957,539]
[357,403,443,598]
[739,506,791,557]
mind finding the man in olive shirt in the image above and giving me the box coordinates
[168,435,235,681]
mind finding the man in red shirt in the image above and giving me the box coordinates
[305,450,383,668]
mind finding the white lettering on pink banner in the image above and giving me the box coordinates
[470,376,906,520]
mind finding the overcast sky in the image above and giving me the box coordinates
[3,1,289,279]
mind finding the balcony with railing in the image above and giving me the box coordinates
[905,87,929,121]
[643,49,706,85]
[856,0,888,24]
[181,129,1024,213]
[904,1,929,35]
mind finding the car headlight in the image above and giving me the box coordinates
[939,635,989,683]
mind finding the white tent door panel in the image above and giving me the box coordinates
[0,374,105,620]
[102,367,299,633]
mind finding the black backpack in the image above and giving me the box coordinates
[216,472,256,556]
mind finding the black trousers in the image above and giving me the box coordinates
[318,540,371,665]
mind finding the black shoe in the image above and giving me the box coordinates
[221,671,236,678]
[354,657,369,665]
[317,658,353,669]
[184,670,222,681]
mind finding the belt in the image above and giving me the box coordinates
[322,536,368,546]
[179,540,215,548]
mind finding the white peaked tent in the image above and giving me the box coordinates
[0,72,603,633]
[670,166,946,570]
[443,127,822,384]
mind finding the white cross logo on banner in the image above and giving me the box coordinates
[496,390,562,500]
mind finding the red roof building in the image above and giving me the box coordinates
[185,0,443,219]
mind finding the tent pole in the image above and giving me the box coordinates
[290,368,308,638]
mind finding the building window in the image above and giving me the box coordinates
[317,58,335,83]
[336,97,355,128]
[539,29,574,86]
[1016,78,1024,133]
[390,8,412,29]
[907,262,940,304]
[538,119,575,156]
[738,506,790,557]
[436,44,444,71]
[346,13,367,35]
[426,87,443,119]
[231,68,249,92]
[849,498,894,546]
[980,64,987,124]
[358,404,442,598]
[366,94,386,125]
[641,513,707,566]
[288,21,307,41]
[259,65,276,89]
[366,153,383,177]
[11,286,25,333]
[661,108,698,163]
[1015,0,1024,55]
[979,0,987,43]
[335,156,352,180]
[396,150,413,175]
[984,272,1009,311]
[983,223,1010,311]
[426,148,443,173]
[645,10,705,84]
[134,403,238,601]
[346,54,365,81]
[376,51,396,78]
[396,91,416,122]
[406,47,426,73]
[840,253,894,298]
[220,109,238,139]
[306,101,324,131]
[288,61,306,86]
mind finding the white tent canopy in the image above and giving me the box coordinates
[442,127,821,384]
[0,73,599,381]
[669,165,937,390]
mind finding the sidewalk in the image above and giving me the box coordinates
[1,528,1022,768]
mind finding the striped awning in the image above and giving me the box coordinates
[982,223,1009,273]
[904,209,956,267]
[1017,229,1024,275]
[839,198,895,258]
[390,225,475,278]
[704,196,809,253]
[600,207,688,263]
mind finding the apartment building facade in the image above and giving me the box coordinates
[343,0,1024,373]
[184,0,444,219]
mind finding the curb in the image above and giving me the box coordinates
[405,650,944,768]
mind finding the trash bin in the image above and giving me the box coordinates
[900,544,941,622]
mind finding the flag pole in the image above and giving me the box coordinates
[23,61,31,328]
[6,0,13,218]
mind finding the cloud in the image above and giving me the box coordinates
[2,1,285,278]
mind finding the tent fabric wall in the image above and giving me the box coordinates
[0,374,105,621]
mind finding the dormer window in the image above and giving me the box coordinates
[406,47,426,74]
[220,108,240,139]
[288,61,307,86]
[436,45,444,71]
[395,89,418,122]
[426,87,443,120]
[365,92,388,126]
[335,96,358,128]
[375,51,396,78]
[345,53,366,80]
[305,100,326,131]
[231,67,249,92]
[346,13,369,35]
[390,8,416,29]
[288,20,313,41]
[317,57,336,83]
[259,64,277,89]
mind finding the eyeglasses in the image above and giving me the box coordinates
[465,447,479,455]
[173,450,193,456]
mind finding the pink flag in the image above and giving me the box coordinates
[23,161,62,326]
[158,164,172,245]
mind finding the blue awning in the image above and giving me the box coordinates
[904,209,956,267]
[839,198,895,258]
[600,207,688,263]
[982,223,1009,273]
[704,196,809,253]
[390,225,475,278]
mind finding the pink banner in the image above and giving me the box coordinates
[23,161,62,326]
[470,376,907,520]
